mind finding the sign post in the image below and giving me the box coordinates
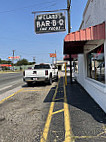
[8,56,20,71]
[50,53,57,64]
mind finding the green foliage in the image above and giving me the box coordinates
[28,62,36,65]
[0,58,12,64]
[16,58,29,66]
[16,59,35,66]
[15,58,35,66]
[0,58,35,66]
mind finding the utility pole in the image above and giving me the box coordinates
[67,0,72,84]
[55,50,57,64]
[13,50,15,71]
[33,56,36,64]
[67,0,71,33]
[52,57,54,65]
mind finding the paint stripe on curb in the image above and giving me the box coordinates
[0,88,24,104]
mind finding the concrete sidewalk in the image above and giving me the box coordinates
[66,76,106,142]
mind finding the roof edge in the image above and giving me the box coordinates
[79,0,91,29]
[83,0,91,19]
[64,22,105,42]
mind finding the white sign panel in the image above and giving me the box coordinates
[35,12,66,34]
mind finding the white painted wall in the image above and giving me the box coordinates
[84,77,106,112]
[76,0,106,112]
[81,0,106,29]
[77,54,85,86]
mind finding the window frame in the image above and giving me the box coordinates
[87,44,105,83]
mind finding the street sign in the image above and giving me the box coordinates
[0,64,12,67]
[50,53,56,57]
[35,12,66,34]
[8,56,20,59]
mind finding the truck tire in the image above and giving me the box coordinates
[56,75,58,81]
[27,82,32,86]
[56,73,58,81]
[49,76,52,85]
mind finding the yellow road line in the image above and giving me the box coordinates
[64,83,75,142]
[97,124,106,136]
[97,131,105,136]
[0,88,24,104]
[52,109,64,115]
[103,124,106,132]
[40,79,60,142]
[22,89,56,92]
[54,97,64,101]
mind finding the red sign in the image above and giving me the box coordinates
[50,53,56,57]
[0,64,12,67]
[8,56,20,59]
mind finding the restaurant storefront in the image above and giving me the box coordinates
[63,0,106,112]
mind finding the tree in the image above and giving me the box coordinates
[16,58,29,66]
[28,61,36,65]
[0,58,12,64]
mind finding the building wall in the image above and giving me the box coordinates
[81,0,106,29]
[77,0,106,112]
[77,54,85,86]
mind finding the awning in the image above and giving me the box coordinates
[64,22,105,54]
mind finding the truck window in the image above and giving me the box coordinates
[34,64,50,69]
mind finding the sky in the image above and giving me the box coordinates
[0,0,88,63]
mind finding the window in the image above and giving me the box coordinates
[87,44,105,83]
[34,64,50,69]
[74,61,78,73]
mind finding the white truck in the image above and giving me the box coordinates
[23,63,58,86]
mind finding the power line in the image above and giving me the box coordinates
[0,0,57,14]
[32,8,67,14]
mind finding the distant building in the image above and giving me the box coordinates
[54,60,66,71]
[0,64,12,70]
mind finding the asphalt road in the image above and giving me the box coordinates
[0,72,23,94]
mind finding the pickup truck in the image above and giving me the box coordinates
[23,63,58,86]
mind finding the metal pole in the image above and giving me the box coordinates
[13,50,15,71]
[52,57,54,65]
[33,56,36,64]
[65,62,67,86]
[55,50,57,64]
[67,0,71,33]
[69,55,72,83]
[67,0,72,83]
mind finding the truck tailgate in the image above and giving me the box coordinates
[25,69,46,77]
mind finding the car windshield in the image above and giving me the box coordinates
[34,64,50,69]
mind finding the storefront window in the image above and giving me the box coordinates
[87,44,105,83]
[73,61,78,73]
